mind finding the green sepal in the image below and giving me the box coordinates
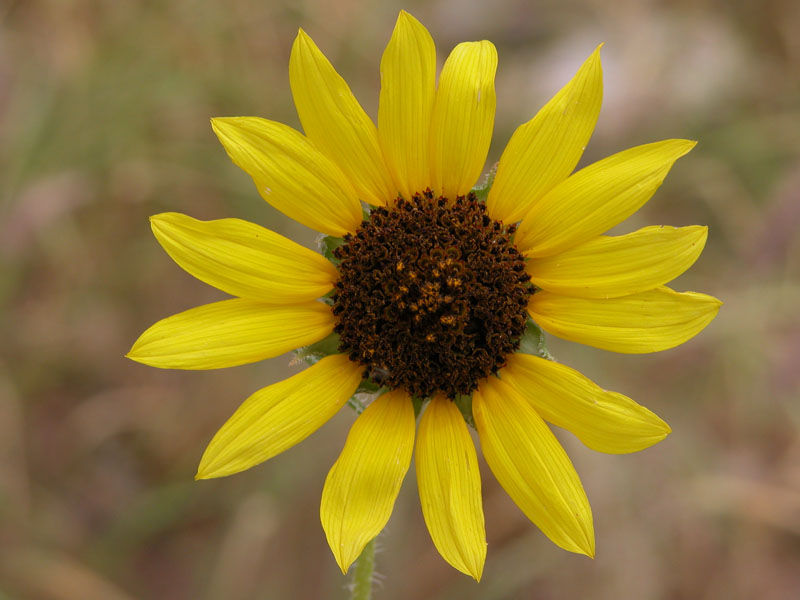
[347,395,367,415]
[518,317,554,361]
[319,289,335,306]
[412,395,426,419]
[294,332,341,366]
[453,393,476,429]
[347,383,389,416]
[317,234,345,265]
[355,379,385,394]
[470,162,498,203]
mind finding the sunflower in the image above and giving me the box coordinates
[127,10,721,580]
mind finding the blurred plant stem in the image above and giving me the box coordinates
[351,537,376,600]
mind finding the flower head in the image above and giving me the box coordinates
[127,10,720,580]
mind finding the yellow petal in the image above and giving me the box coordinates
[196,354,363,479]
[429,41,497,198]
[527,225,708,299]
[378,11,436,200]
[290,29,396,206]
[416,395,486,580]
[211,117,362,236]
[515,139,697,257]
[473,376,594,556]
[127,299,335,369]
[500,354,671,453]
[529,286,722,353]
[150,212,339,304]
[320,389,415,574]
[488,45,603,224]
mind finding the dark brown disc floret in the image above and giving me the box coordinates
[332,190,533,399]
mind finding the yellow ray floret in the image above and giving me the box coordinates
[212,117,362,236]
[290,29,397,207]
[429,40,497,198]
[500,354,671,453]
[515,139,697,257]
[488,44,603,224]
[473,376,595,557]
[529,286,722,353]
[526,225,708,299]
[320,389,415,574]
[378,10,437,201]
[416,395,486,580]
[127,299,335,369]
[150,212,339,304]
[196,354,363,479]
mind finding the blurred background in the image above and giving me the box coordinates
[1,0,799,598]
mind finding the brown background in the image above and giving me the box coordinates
[1,0,799,598]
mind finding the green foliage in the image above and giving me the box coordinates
[317,234,345,265]
[470,162,498,203]
[295,332,341,365]
[453,393,476,428]
[518,317,555,361]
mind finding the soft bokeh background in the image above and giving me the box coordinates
[2,0,799,598]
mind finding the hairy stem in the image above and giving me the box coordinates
[351,538,376,600]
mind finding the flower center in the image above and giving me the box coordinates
[332,190,532,399]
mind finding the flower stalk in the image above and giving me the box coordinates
[351,538,376,600]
